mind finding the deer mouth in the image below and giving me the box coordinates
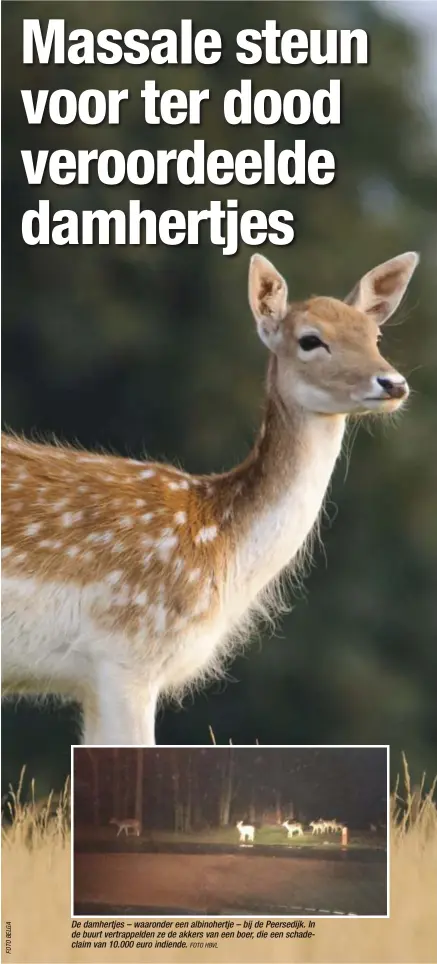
[364,395,393,402]
[365,392,406,402]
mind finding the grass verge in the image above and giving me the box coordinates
[2,756,436,963]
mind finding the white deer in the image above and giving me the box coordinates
[310,820,327,835]
[1,251,418,745]
[322,819,341,833]
[236,820,255,844]
[282,820,304,837]
[109,817,141,837]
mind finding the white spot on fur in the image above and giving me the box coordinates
[62,511,83,527]
[188,568,201,583]
[106,570,123,585]
[86,531,114,544]
[25,522,42,537]
[194,525,217,544]
[66,546,80,557]
[2,546,12,558]
[174,511,187,525]
[135,499,146,507]
[156,529,178,562]
[52,498,69,512]
[168,479,190,491]
[134,591,148,606]
[119,516,133,528]
[150,602,167,633]
[139,469,155,479]
[193,579,213,615]
[79,455,106,463]
[140,512,154,523]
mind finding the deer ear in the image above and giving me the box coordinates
[248,254,288,349]
[345,252,419,326]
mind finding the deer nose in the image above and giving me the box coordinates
[376,376,408,400]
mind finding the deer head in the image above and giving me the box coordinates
[248,251,418,416]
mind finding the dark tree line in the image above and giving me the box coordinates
[73,748,387,829]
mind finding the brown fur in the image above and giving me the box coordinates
[1,251,417,742]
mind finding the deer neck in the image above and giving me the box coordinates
[222,359,346,609]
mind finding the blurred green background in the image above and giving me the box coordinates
[2,1,437,799]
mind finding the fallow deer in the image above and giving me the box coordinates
[282,819,304,837]
[310,820,327,834]
[236,820,255,843]
[1,251,418,745]
[324,819,342,833]
[109,816,141,837]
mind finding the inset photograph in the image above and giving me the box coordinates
[73,745,388,917]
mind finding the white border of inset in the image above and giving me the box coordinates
[70,743,389,920]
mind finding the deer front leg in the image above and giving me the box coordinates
[81,665,159,746]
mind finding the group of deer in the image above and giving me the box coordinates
[1,250,418,746]
[109,817,345,842]
[282,819,343,837]
[237,818,344,843]
[309,819,343,834]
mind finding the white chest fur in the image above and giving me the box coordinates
[224,413,346,624]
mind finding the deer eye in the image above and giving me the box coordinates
[298,334,325,352]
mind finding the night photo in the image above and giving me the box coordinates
[73,746,388,917]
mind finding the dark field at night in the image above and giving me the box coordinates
[73,746,388,917]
